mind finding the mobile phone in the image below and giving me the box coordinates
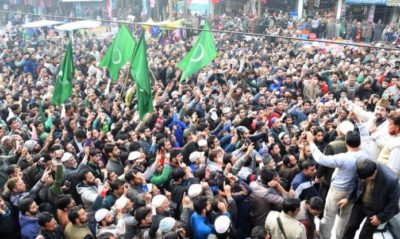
[85,139,91,147]
[64,180,71,188]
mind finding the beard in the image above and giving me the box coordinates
[375,113,383,120]
[79,218,88,224]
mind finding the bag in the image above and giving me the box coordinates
[277,216,288,239]
[374,222,397,239]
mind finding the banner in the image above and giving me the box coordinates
[368,5,375,22]
[345,0,386,4]
[61,0,101,2]
[387,0,400,6]
[106,0,112,18]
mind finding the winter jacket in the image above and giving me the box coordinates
[19,213,40,239]
[190,212,213,239]
[0,204,18,238]
[76,183,102,209]
[249,181,283,226]
[10,180,44,207]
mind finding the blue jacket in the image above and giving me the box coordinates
[23,59,38,78]
[190,212,213,239]
[288,105,307,126]
[168,114,187,147]
[291,171,320,201]
[19,213,40,239]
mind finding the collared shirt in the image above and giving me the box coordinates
[310,122,371,192]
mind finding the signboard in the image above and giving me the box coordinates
[368,5,375,22]
[62,0,102,2]
[387,0,400,6]
[177,0,210,14]
[290,11,298,20]
[345,0,386,4]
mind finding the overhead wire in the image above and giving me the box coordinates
[0,10,399,51]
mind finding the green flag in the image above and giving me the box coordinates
[130,33,154,120]
[52,42,74,106]
[100,25,136,81]
[177,22,217,82]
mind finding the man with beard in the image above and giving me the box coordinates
[115,196,136,239]
[36,212,63,239]
[138,126,157,158]
[289,100,312,126]
[378,111,400,174]
[19,197,40,239]
[61,152,79,178]
[348,98,390,160]
[64,206,94,239]
[134,207,153,239]
[104,143,123,176]
[95,207,126,238]
[191,196,213,239]
[382,75,400,105]
[76,169,103,209]
[149,194,171,238]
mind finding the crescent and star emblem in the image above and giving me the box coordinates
[190,44,204,62]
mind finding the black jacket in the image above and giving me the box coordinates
[348,164,400,223]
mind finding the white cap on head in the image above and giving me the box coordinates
[338,120,354,135]
[198,139,207,147]
[115,195,129,209]
[159,217,176,233]
[61,152,74,162]
[214,215,231,234]
[189,151,204,163]
[128,151,141,161]
[95,208,110,222]
[152,195,167,208]
[188,184,202,198]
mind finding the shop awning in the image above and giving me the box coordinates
[55,20,101,31]
[345,0,386,4]
[22,20,62,28]
[387,0,400,6]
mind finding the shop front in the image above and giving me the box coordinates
[343,0,391,23]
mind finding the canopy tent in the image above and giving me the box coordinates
[55,20,101,31]
[138,19,186,29]
[161,19,185,29]
[22,20,62,28]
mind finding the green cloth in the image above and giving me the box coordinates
[150,164,171,187]
[130,33,154,120]
[49,164,64,199]
[177,22,218,82]
[52,42,74,106]
[357,75,365,84]
[100,25,136,81]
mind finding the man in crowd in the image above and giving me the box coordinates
[343,159,400,239]
[265,197,307,239]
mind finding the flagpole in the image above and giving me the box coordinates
[122,66,131,99]
[148,67,158,84]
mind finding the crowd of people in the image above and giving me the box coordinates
[0,8,400,239]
